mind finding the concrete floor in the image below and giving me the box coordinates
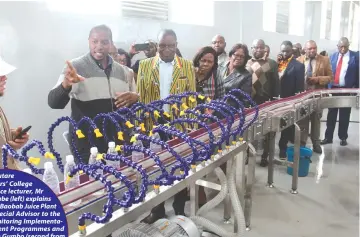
[195,114,359,237]
[115,110,359,237]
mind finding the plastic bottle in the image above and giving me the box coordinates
[150,132,162,153]
[132,140,144,193]
[132,140,144,163]
[43,162,60,195]
[88,147,104,195]
[107,142,120,169]
[64,155,81,206]
[108,142,121,187]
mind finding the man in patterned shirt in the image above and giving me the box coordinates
[246,39,279,167]
[0,56,29,169]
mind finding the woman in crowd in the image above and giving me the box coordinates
[193,46,225,101]
[192,46,225,207]
[217,43,252,107]
[116,48,132,67]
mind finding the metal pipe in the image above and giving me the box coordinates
[291,123,301,194]
[244,142,256,230]
[267,132,276,187]
[234,150,246,233]
[223,159,233,223]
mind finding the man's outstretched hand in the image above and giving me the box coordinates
[62,61,85,89]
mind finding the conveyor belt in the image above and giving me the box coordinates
[60,88,359,236]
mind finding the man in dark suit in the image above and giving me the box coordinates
[321,37,359,146]
[277,41,305,158]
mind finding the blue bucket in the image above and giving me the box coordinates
[286,146,312,177]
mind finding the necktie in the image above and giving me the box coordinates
[334,54,343,85]
[306,59,313,78]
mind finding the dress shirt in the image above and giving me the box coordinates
[159,58,175,111]
[335,51,350,87]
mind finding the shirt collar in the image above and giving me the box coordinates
[159,57,175,65]
[88,53,113,69]
[340,50,350,57]
[251,54,267,62]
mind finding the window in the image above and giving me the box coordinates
[276,1,290,34]
[169,0,214,26]
[340,1,351,37]
[121,1,169,21]
[46,0,121,15]
[325,1,333,40]
[263,1,305,36]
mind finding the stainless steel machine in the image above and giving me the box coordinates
[40,89,360,236]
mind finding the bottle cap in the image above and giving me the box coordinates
[108,141,115,148]
[23,168,32,174]
[44,162,53,169]
[66,155,75,163]
[90,147,98,154]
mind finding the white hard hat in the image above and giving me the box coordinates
[0,56,16,76]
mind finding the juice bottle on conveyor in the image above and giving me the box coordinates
[132,140,144,193]
[107,141,120,169]
[150,132,162,153]
[43,162,60,195]
[64,155,81,206]
[88,147,105,195]
[108,141,121,187]
[132,140,144,162]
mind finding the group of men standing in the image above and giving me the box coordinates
[0,24,358,234]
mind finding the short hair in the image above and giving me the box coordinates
[117,48,131,67]
[193,46,218,79]
[229,43,250,68]
[158,29,177,41]
[265,45,270,50]
[145,39,158,48]
[89,24,113,42]
[281,40,293,48]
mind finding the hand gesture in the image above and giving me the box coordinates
[307,77,319,85]
[114,92,139,108]
[8,127,29,150]
[62,61,85,89]
[129,43,140,57]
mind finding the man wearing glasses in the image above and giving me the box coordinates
[246,39,279,167]
[137,29,196,223]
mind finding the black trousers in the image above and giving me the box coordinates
[324,91,352,141]
[325,107,351,140]
[150,117,188,215]
[278,125,296,152]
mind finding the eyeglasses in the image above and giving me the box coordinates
[158,44,176,50]
[232,54,245,59]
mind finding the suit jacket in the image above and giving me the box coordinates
[297,54,333,89]
[0,107,19,170]
[280,58,305,98]
[137,55,196,130]
[329,50,359,88]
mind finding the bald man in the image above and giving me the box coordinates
[297,40,333,154]
[211,35,227,66]
[246,39,279,166]
[322,37,359,146]
[293,43,303,58]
